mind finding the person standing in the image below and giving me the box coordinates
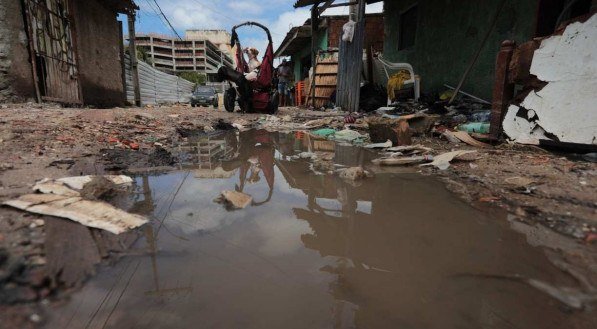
[277,60,292,107]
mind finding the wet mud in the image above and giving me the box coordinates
[41,130,596,329]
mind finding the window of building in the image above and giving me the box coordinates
[399,4,418,50]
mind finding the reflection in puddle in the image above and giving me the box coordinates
[44,130,595,329]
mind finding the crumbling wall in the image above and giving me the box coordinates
[0,0,36,102]
[71,0,125,107]
[503,14,597,145]
[383,0,538,100]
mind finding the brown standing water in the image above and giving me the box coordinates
[44,130,595,329]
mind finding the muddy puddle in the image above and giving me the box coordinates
[44,130,595,329]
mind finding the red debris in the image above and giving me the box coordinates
[479,196,500,203]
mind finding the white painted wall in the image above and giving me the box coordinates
[504,14,597,145]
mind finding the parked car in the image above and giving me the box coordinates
[191,86,218,107]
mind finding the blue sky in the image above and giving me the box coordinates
[121,0,383,58]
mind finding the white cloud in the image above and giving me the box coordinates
[227,1,264,15]
[322,2,384,16]
[269,8,311,47]
[134,1,383,65]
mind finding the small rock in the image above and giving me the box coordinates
[216,191,252,209]
[28,219,44,229]
[135,113,155,121]
[27,256,46,266]
[80,176,119,201]
[338,167,368,181]
[29,314,41,323]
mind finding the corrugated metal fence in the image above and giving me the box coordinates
[125,54,195,105]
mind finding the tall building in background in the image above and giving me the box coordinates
[134,32,234,81]
[185,29,233,58]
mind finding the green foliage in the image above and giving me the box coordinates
[136,46,153,65]
[177,71,207,87]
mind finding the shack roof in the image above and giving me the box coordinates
[274,13,384,57]
[274,25,312,57]
[103,0,139,14]
[294,0,382,8]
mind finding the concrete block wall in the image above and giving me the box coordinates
[0,0,36,102]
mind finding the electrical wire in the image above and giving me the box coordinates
[152,0,183,40]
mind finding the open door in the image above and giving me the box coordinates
[23,0,82,104]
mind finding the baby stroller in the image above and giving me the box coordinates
[220,22,279,114]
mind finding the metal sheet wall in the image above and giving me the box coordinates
[124,54,194,105]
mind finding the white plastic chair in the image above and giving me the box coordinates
[374,54,420,103]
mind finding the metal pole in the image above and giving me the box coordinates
[118,21,127,104]
[128,13,141,106]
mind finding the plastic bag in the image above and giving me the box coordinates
[342,20,356,42]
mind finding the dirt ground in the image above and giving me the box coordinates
[0,103,595,327]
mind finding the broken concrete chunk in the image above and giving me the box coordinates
[338,167,369,181]
[420,150,477,170]
[218,191,252,209]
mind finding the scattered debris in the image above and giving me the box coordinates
[4,194,147,235]
[505,176,538,194]
[457,122,490,134]
[338,167,368,181]
[445,130,491,148]
[372,155,433,166]
[3,176,147,234]
[386,144,432,154]
[312,128,336,137]
[216,190,253,209]
[364,140,392,149]
[421,150,477,170]
[331,129,366,143]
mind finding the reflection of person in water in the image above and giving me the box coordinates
[222,129,275,206]
[247,156,261,184]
